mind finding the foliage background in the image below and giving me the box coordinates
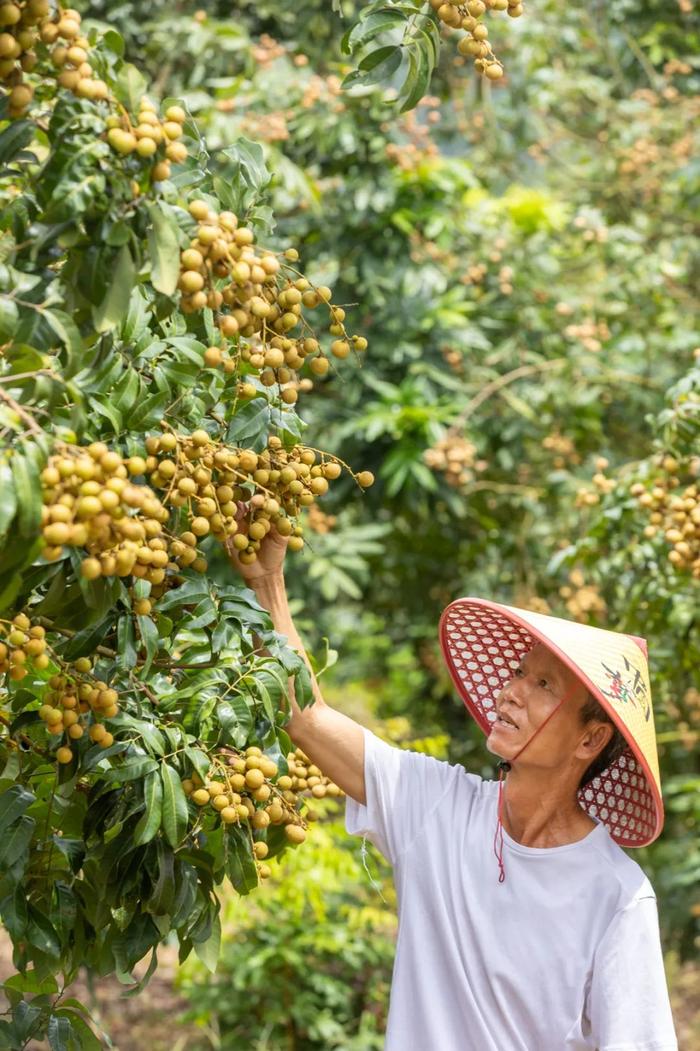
[3,0,700,1045]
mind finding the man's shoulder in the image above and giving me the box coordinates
[586,823,656,908]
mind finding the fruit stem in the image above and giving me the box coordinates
[0,387,43,435]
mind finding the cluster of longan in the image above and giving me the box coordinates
[575,457,615,508]
[43,7,108,102]
[105,96,188,183]
[558,569,606,622]
[563,317,610,354]
[38,658,118,764]
[306,504,338,535]
[542,431,581,470]
[424,434,478,488]
[429,0,523,80]
[518,593,551,616]
[0,613,49,681]
[182,745,341,881]
[146,429,373,567]
[177,199,367,397]
[0,0,50,116]
[631,462,700,576]
[285,746,343,800]
[440,345,464,375]
[459,262,488,286]
[40,442,171,583]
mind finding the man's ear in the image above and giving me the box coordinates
[575,722,613,763]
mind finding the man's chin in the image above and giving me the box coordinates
[485,733,505,759]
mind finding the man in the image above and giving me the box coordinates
[228,521,678,1051]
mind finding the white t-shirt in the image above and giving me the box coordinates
[345,727,678,1051]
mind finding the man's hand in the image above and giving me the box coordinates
[226,500,289,584]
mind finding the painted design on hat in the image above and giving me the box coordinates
[600,655,651,721]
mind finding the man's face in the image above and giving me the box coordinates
[485,642,590,769]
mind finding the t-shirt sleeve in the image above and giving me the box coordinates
[344,725,480,865]
[588,887,678,1050]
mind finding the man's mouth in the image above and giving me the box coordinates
[495,711,519,730]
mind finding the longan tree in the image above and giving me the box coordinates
[0,4,373,1045]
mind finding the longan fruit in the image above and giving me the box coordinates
[166,141,188,163]
[200,346,224,372]
[192,788,211,806]
[81,558,102,580]
[245,768,264,790]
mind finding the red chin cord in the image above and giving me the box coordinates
[492,687,575,884]
[493,760,510,883]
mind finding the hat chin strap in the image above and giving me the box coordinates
[493,686,578,884]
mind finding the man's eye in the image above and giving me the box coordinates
[514,667,524,677]
[539,678,550,690]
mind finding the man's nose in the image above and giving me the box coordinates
[499,683,524,707]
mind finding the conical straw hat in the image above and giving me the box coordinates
[438,597,664,847]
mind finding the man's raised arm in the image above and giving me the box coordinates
[227,515,366,805]
[249,573,366,804]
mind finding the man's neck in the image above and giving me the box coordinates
[500,768,596,848]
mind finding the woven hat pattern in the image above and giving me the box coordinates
[439,599,664,847]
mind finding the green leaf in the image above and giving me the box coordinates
[0,119,33,165]
[26,906,60,957]
[0,886,28,940]
[193,909,221,972]
[133,770,163,846]
[0,785,35,835]
[184,746,210,782]
[92,396,122,433]
[0,815,35,871]
[346,9,407,51]
[357,45,403,86]
[56,1012,102,1051]
[93,245,136,333]
[43,309,83,378]
[215,695,253,747]
[4,971,57,997]
[225,398,271,446]
[104,757,158,783]
[10,445,42,539]
[137,614,160,675]
[61,616,114,661]
[154,577,209,611]
[112,715,165,756]
[0,459,17,534]
[225,823,258,895]
[113,62,148,113]
[147,839,175,915]
[52,836,85,873]
[121,946,158,997]
[125,390,170,431]
[400,45,430,113]
[147,202,181,295]
[112,367,142,416]
[47,1014,74,1051]
[160,763,189,848]
[0,296,19,341]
